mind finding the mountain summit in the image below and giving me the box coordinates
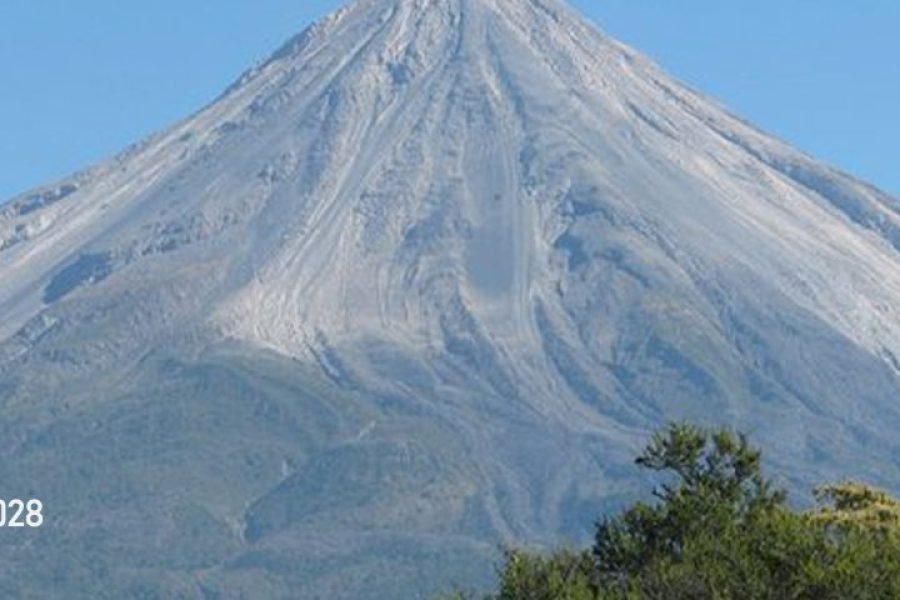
[2,0,900,597]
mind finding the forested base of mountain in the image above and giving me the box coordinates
[438,423,900,600]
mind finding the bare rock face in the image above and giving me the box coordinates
[1,0,899,597]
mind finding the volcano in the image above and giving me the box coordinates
[2,0,900,597]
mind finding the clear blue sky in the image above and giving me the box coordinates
[1,1,897,202]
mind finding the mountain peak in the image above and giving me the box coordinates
[260,0,615,71]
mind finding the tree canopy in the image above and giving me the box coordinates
[438,422,900,600]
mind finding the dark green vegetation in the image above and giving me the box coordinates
[0,342,497,598]
[439,423,900,599]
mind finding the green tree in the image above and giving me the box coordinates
[593,422,785,591]
[434,422,900,600]
[812,481,900,533]
[496,548,596,600]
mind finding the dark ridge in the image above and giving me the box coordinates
[43,252,114,304]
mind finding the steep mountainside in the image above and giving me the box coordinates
[2,0,900,597]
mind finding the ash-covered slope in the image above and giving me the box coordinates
[2,0,900,597]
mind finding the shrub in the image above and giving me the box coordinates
[436,422,900,599]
